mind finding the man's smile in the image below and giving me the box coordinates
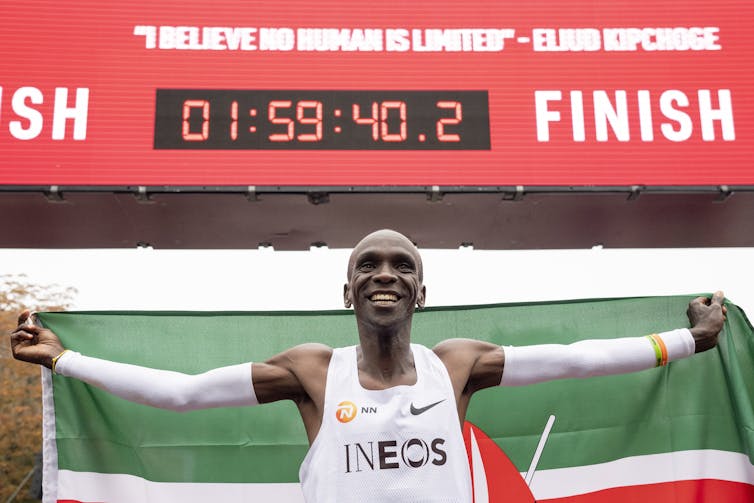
[369,292,401,305]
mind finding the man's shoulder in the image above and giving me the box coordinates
[266,343,334,375]
[431,338,503,367]
[287,342,334,360]
[431,338,487,355]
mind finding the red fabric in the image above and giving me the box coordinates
[541,479,754,503]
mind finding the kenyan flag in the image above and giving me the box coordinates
[39,296,754,502]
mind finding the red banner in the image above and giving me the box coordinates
[1,0,752,186]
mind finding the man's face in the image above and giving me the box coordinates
[344,230,426,328]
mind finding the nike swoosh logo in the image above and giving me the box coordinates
[410,399,446,415]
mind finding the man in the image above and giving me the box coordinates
[11,229,726,502]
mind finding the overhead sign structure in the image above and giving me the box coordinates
[1,0,752,186]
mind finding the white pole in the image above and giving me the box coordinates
[524,414,556,487]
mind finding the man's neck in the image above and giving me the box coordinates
[356,323,416,388]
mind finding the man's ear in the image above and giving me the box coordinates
[417,285,426,309]
[343,283,352,308]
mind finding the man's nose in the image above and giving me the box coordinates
[372,263,397,282]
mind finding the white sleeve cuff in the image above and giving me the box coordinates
[663,328,696,360]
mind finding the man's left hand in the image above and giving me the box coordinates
[687,291,726,353]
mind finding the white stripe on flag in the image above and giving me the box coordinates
[41,367,58,503]
[54,449,754,503]
[528,449,754,500]
[57,470,305,503]
[469,427,489,503]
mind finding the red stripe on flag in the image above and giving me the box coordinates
[540,479,754,503]
[58,500,103,503]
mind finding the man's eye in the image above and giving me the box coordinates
[359,263,375,270]
[397,263,413,272]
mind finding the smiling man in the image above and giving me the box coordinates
[11,229,726,503]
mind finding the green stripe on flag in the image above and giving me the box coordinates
[39,295,754,483]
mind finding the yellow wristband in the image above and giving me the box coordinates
[51,349,70,374]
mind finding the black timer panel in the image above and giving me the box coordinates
[154,90,490,149]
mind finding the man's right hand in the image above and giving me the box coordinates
[10,310,66,369]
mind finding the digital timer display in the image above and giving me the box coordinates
[154,90,490,149]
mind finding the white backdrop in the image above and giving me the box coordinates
[2,247,752,316]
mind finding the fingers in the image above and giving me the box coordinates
[10,325,40,349]
[13,324,40,335]
[10,328,35,348]
[11,327,36,338]
[691,291,725,307]
[691,296,708,306]
[709,291,726,319]
[711,290,725,306]
[17,310,30,326]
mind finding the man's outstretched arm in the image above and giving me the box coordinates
[437,292,727,399]
[10,311,258,412]
[9,310,326,412]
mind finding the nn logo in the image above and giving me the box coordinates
[336,401,358,423]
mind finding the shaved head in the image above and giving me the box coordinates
[347,229,423,281]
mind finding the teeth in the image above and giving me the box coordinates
[371,293,398,302]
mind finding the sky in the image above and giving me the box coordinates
[1,246,752,317]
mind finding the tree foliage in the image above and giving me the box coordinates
[1,275,76,502]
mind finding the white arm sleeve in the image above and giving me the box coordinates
[501,328,695,386]
[54,351,258,411]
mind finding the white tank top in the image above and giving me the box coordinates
[299,343,472,503]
